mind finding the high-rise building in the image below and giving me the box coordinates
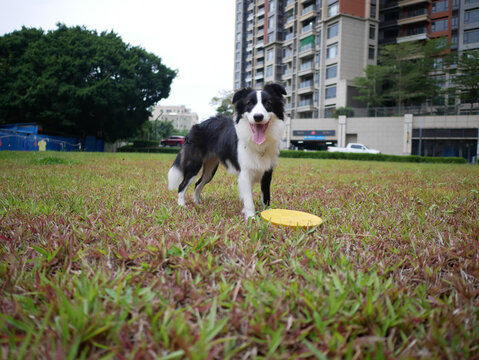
[459,0,479,51]
[234,0,379,119]
[379,0,479,51]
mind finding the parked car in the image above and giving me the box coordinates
[327,143,380,154]
[161,136,185,147]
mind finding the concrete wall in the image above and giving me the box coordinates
[290,114,479,155]
[346,116,406,155]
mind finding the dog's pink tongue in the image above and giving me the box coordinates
[250,123,269,145]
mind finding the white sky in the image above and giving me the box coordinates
[0,0,235,121]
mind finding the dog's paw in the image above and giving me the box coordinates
[242,208,255,220]
[177,195,186,207]
[193,195,202,205]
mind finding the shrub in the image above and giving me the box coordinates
[279,150,467,164]
[131,140,160,148]
[117,145,179,153]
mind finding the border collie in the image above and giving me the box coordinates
[167,83,286,219]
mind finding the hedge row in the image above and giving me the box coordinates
[116,145,466,164]
[117,145,180,153]
[279,150,467,164]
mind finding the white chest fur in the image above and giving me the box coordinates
[235,116,284,174]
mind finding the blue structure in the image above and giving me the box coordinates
[0,123,104,152]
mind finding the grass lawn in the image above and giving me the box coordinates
[0,151,478,359]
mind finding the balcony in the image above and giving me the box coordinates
[283,50,293,60]
[297,98,315,111]
[301,23,314,34]
[297,80,315,94]
[285,16,295,27]
[300,5,317,21]
[298,62,315,76]
[284,32,295,42]
[282,68,293,80]
[398,0,431,7]
[299,42,315,56]
[398,9,430,25]
[397,31,430,43]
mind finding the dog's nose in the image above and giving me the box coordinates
[253,114,264,122]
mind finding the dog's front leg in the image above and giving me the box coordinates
[238,170,255,219]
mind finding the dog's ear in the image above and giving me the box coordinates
[232,87,253,104]
[264,83,287,97]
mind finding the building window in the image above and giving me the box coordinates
[325,85,337,99]
[465,9,479,24]
[368,45,375,60]
[466,0,479,3]
[326,64,337,79]
[268,16,275,29]
[464,29,479,44]
[327,1,339,17]
[267,49,274,62]
[327,23,339,39]
[370,2,377,18]
[327,44,338,59]
[269,0,275,12]
[432,0,449,13]
[431,18,449,32]
[266,65,273,78]
[369,25,376,40]
[325,106,336,117]
[452,15,459,29]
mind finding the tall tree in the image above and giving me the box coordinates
[0,24,177,141]
[354,39,449,113]
[210,90,234,116]
[451,50,479,112]
[354,64,391,114]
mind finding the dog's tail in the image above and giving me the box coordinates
[168,152,183,191]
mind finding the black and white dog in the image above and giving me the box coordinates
[167,83,286,219]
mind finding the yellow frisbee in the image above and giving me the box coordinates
[261,209,323,228]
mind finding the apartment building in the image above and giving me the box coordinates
[379,0,456,45]
[234,0,379,119]
[459,0,479,51]
[379,0,479,50]
[149,105,198,131]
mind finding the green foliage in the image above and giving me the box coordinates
[210,90,233,116]
[280,150,467,163]
[354,39,449,111]
[0,24,177,141]
[449,50,479,110]
[131,140,160,148]
[333,107,354,118]
[134,120,175,141]
[354,64,391,110]
[117,145,179,153]
[157,120,175,139]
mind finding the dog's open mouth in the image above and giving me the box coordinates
[249,122,270,145]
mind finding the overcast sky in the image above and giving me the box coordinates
[0,0,235,120]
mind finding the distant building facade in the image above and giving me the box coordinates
[234,0,379,119]
[149,105,199,131]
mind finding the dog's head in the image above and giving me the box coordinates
[232,83,286,145]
